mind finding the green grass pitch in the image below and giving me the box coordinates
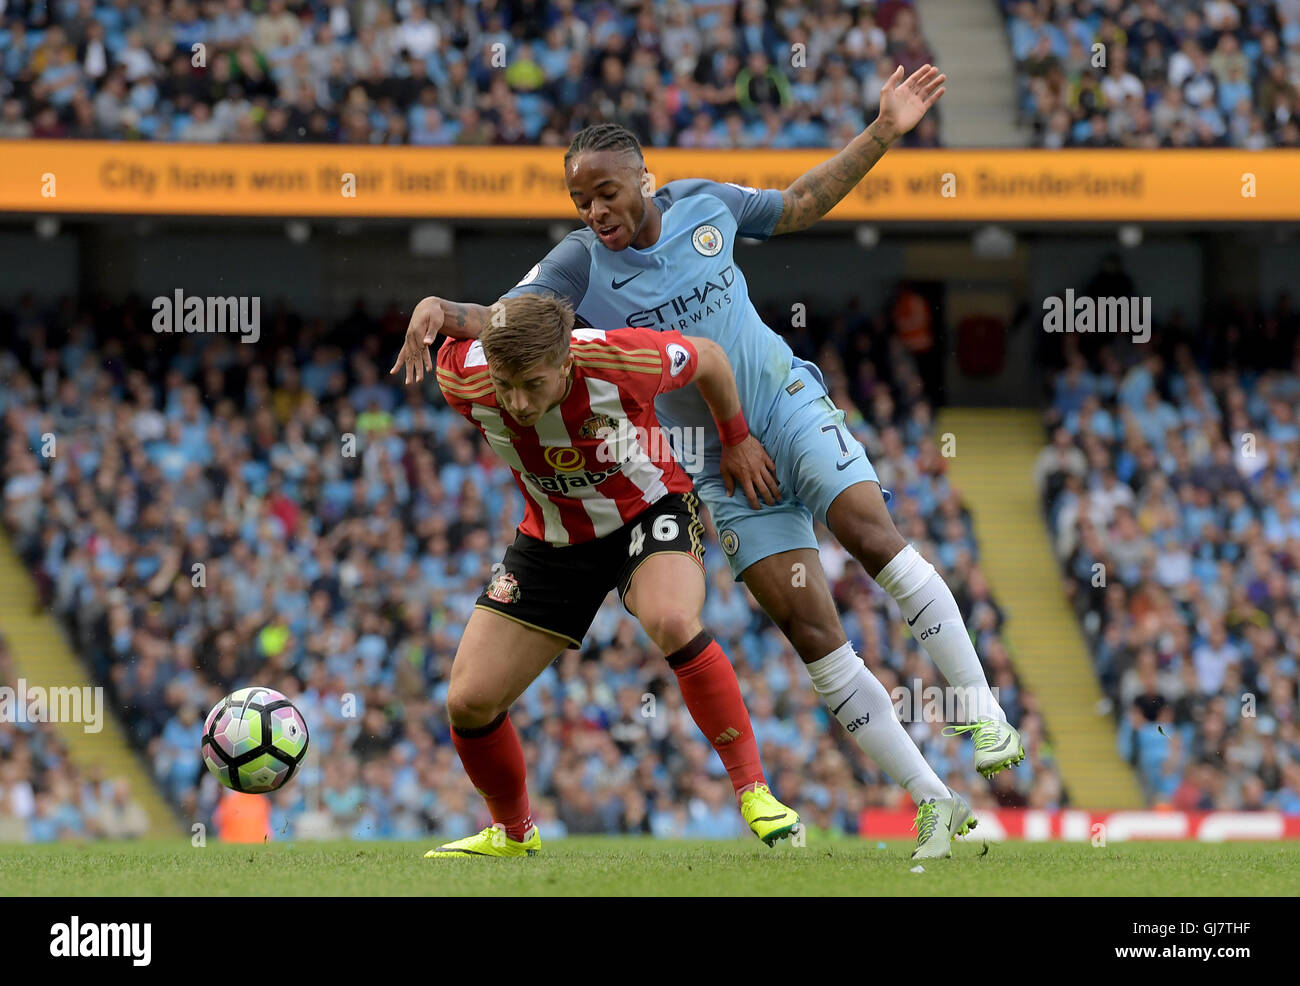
[2,839,1298,896]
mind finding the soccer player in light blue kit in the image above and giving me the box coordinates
[393,65,1023,859]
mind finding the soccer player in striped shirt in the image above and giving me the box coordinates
[393,67,1011,858]
[422,292,798,857]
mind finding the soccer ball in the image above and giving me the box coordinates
[201,686,310,794]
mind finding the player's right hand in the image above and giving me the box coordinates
[390,297,444,384]
[721,435,780,510]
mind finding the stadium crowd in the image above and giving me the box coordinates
[0,292,1054,842]
[0,632,151,841]
[1003,0,1300,148]
[0,0,941,149]
[1038,290,1300,812]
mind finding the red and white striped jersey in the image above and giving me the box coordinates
[436,327,701,545]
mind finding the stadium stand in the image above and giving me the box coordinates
[1038,288,1300,812]
[1,292,1058,840]
[1001,0,1300,148]
[0,0,942,148]
[0,631,151,841]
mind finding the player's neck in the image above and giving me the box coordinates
[630,197,661,249]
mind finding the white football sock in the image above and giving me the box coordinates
[805,642,949,803]
[875,544,1007,723]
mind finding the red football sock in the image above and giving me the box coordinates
[450,712,533,842]
[667,631,766,798]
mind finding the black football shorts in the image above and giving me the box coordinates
[475,491,705,648]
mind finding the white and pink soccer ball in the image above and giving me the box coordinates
[202,687,310,794]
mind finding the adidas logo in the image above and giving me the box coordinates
[714,726,741,745]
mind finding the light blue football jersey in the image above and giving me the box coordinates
[500,178,827,465]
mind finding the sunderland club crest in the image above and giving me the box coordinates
[486,571,520,604]
[579,413,620,439]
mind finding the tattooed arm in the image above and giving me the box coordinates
[771,64,946,236]
[771,122,895,235]
[389,296,492,384]
[435,298,493,340]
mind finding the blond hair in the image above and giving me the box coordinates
[480,294,575,376]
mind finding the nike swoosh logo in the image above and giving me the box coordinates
[750,814,788,823]
[831,688,858,716]
[611,272,643,289]
[985,733,1015,753]
[835,456,861,472]
[906,600,934,627]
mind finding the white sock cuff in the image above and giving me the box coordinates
[804,641,862,695]
[875,544,935,601]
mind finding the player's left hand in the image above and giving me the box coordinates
[871,64,946,144]
[721,436,780,509]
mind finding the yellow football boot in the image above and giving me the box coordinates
[740,784,800,846]
[423,824,541,858]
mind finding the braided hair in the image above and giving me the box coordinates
[564,123,644,168]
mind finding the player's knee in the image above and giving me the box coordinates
[445,689,500,731]
[639,607,701,656]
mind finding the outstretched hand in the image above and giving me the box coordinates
[389,298,444,384]
[873,64,946,144]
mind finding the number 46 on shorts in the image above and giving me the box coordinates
[628,514,680,556]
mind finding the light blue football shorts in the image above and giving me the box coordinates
[696,389,889,580]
